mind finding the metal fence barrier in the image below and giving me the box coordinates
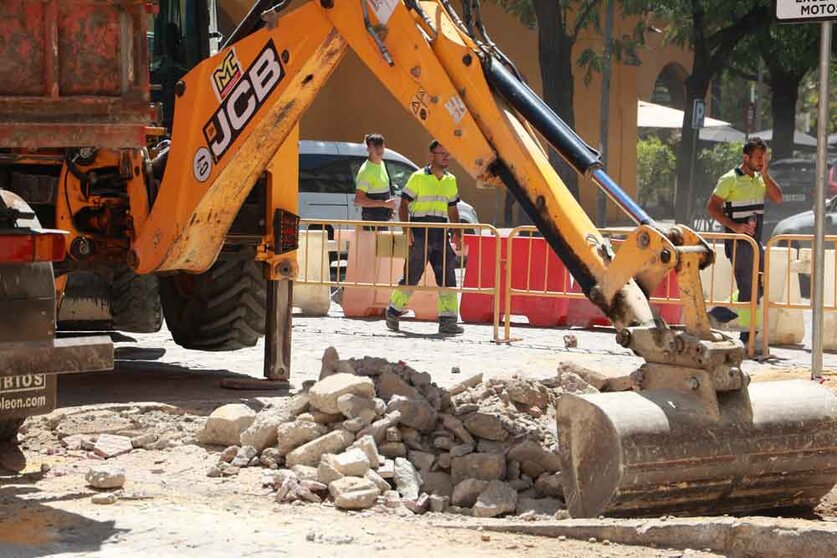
[762,234,837,355]
[295,219,502,340]
[500,227,760,356]
[294,220,765,355]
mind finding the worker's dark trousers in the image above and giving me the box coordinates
[725,238,764,337]
[389,228,458,318]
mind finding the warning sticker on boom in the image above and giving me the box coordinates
[367,0,398,25]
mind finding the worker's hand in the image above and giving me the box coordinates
[733,220,756,236]
[762,152,770,176]
[385,198,399,211]
[407,228,414,246]
[451,230,462,251]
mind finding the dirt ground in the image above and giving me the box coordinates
[1,312,836,557]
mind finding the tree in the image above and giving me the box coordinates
[728,23,819,159]
[492,0,644,207]
[634,1,769,223]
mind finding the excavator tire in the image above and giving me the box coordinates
[0,419,24,443]
[159,247,266,351]
[110,266,163,333]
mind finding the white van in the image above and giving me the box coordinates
[298,140,480,226]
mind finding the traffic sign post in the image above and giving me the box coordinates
[776,1,833,379]
[685,99,705,224]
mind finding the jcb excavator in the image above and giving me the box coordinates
[0,0,834,517]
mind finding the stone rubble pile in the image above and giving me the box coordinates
[198,349,604,519]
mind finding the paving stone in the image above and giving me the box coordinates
[285,430,354,468]
[329,477,379,510]
[93,434,133,459]
[197,404,256,446]
[451,479,488,507]
[309,374,376,414]
[472,480,518,518]
[451,453,506,485]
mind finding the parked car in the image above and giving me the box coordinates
[298,140,479,229]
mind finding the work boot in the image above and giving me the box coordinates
[438,317,464,335]
[385,308,401,332]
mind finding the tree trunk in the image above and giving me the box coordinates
[675,72,712,225]
[769,72,801,160]
[533,0,579,202]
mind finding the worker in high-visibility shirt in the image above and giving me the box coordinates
[386,140,464,335]
[706,137,782,349]
[353,133,399,225]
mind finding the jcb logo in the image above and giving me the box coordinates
[202,40,284,164]
[212,50,243,101]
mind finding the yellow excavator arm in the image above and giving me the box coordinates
[129,0,836,518]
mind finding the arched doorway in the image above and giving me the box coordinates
[651,63,688,109]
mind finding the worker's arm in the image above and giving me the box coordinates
[353,190,398,210]
[707,194,754,236]
[762,156,783,204]
[448,197,461,250]
[400,195,412,245]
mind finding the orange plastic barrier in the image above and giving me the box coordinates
[341,229,438,320]
[460,234,569,326]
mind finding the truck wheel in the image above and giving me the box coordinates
[111,266,163,333]
[0,418,24,443]
[159,247,266,351]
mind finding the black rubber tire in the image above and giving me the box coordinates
[159,247,266,351]
[0,418,24,443]
[111,266,163,333]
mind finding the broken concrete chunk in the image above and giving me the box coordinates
[336,393,377,423]
[329,476,379,510]
[317,456,344,485]
[439,414,474,445]
[429,494,450,513]
[85,464,125,489]
[393,457,422,500]
[351,435,380,470]
[534,472,564,499]
[516,497,563,516]
[219,445,239,463]
[130,433,157,449]
[240,406,294,451]
[364,469,391,493]
[505,378,549,408]
[378,459,395,479]
[356,411,401,444]
[285,430,354,468]
[342,417,366,433]
[291,465,319,481]
[276,421,328,457]
[386,396,437,433]
[407,450,435,473]
[403,492,430,515]
[378,371,420,400]
[451,453,506,485]
[472,480,518,518]
[332,447,371,477]
[197,404,256,447]
[231,445,258,468]
[449,443,475,458]
[448,373,483,396]
[93,434,133,459]
[451,478,488,507]
[507,440,561,474]
[320,346,340,380]
[379,442,407,458]
[421,471,452,498]
[385,427,402,443]
[309,373,376,415]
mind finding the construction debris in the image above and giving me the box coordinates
[196,348,586,517]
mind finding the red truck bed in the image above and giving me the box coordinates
[0,0,151,148]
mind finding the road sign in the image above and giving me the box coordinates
[744,102,756,132]
[775,0,837,23]
[691,99,705,129]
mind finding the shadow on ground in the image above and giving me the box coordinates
[0,484,124,557]
[57,349,293,415]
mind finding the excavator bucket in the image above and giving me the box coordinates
[557,379,837,517]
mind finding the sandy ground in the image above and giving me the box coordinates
[1,305,835,557]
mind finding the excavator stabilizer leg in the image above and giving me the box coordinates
[557,379,837,517]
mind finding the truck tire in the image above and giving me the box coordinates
[0,419,24,443]
[111,266,163,333]
[159,247,266,351]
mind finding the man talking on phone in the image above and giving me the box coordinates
[706,137,783,349]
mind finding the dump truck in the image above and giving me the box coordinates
[0,0,834,516]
